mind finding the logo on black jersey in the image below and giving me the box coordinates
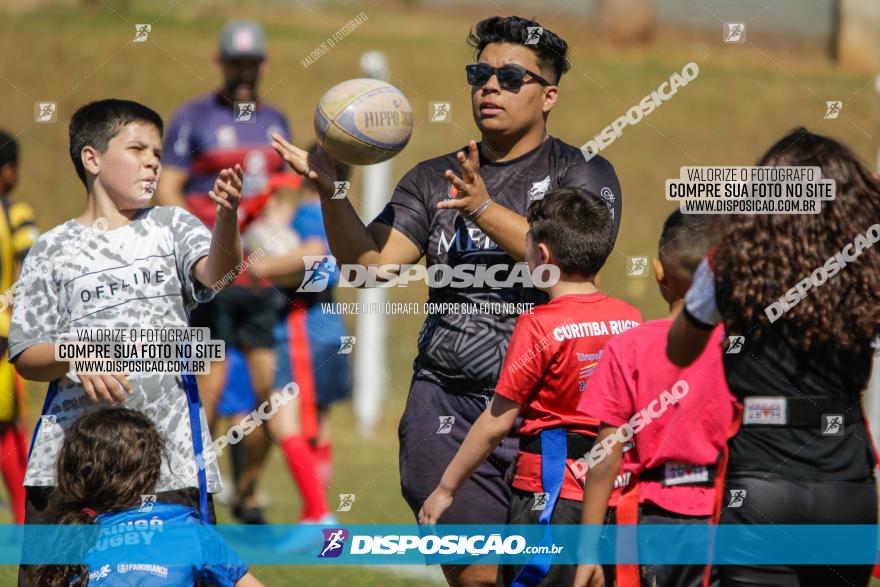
[437,218,502,256]
[528,176,551,201]
[599,187,616,216]
[614,472,632,489]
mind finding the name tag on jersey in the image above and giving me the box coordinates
[743,397,787,425]
[663,462,709,486]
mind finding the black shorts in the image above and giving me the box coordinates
[398,377,517,524]
[637,502,718,587]
[191,287,278,350]
[497,488,583,587]
[18,486,216,587]
[718,473,877,587]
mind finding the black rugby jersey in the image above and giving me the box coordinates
[685,258,877,481]
[716,281,876,481]
[373,136,621,389]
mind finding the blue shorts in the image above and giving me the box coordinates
[217,347,256,417]
[273,301,352,437]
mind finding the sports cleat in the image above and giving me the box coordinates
[232,504,267,525]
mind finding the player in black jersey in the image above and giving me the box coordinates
[272,15,621,587]
[668,128,880,587]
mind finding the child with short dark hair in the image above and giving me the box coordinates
[419,187,641,586]
[30,407,263,586]
[573,210,733,587]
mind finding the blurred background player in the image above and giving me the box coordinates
[210,347,257,508]
[250,156,354,524]
[0,131,38,524]
[156,19,292,525]
[272,16,622,585]
[667,128,880,587]
[574,210,733,587]
[419,188,641,587]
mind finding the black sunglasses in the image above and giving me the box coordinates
[465,63,552,91]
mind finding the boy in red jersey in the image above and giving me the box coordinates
[574,211,734,587]
[419,187,641,586]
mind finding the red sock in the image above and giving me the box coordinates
[280,435,328,521]
[312,442,333,487]
[0,426,26,523]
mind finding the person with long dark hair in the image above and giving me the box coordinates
[667,127,880,586]
[30,408,263,587]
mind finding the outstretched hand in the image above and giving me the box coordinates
[436,141,490,217]
[210,164,244,216]
[272,134,337,200]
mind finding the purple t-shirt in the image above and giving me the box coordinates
[162,92,291,229]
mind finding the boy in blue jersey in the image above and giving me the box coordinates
[29,408,262,586]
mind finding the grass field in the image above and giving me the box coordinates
[1,1,878,585]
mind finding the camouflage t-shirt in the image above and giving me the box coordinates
[9,206,223,493]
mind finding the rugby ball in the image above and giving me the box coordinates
[314,78,413,165]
